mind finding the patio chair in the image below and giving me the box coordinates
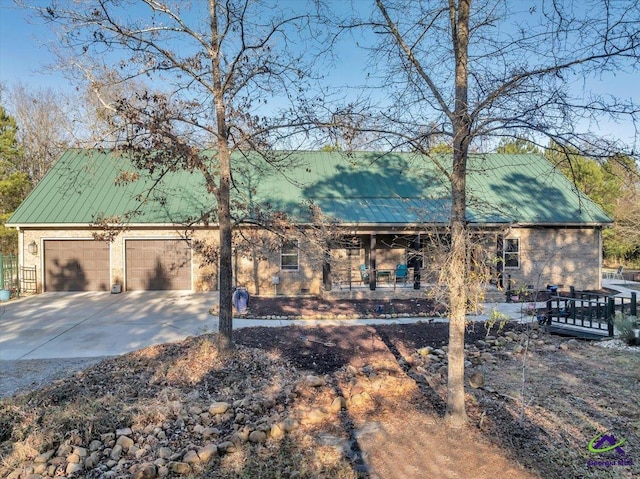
[613,266,626,282]
[394,264,408,287]
[359,264,370,284]
[604,266,625,282]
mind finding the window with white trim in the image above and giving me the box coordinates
[503,238,520,268]
[281,240,299,270]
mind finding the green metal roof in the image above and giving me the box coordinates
[7,149,612,227]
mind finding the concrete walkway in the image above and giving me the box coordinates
[0,279,636,361]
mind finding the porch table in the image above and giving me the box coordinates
[376,269,393,283]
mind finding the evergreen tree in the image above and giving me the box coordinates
[0,104,30,253]
[495,138,541,155]
[545,141,640,265]
[0,105,21,173]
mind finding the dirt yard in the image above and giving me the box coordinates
[244,295,445,318]
[1,298,638,479]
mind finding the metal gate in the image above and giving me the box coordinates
[20,266,37,293]
[0,254,19,297]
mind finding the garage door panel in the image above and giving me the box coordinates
[44,240,110,292]
[125,239,191,291]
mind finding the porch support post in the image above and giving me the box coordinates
[369,234,377,291]
[322,246,332,291]
[413,234,421,290]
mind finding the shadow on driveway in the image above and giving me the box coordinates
[0,291,220,360]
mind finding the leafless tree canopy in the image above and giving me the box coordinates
[339,0,640,160]
[32,0,333,351]
[4,83,72,183]
[35,0,330,149]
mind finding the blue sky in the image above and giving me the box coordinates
[1,1,638,149]
[0,2,64,91]
[0,1,366,93]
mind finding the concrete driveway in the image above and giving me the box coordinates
[0,291,441,361]
[0,291,221,360]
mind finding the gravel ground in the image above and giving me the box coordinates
[0,357,108,398]
[594,337,640,351]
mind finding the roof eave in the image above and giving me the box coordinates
[8,220,612,230]
[6,222,196,229]
[514,221,612,227]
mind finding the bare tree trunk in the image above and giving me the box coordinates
[216,145,233,352]
[446,174,469,426]
[210,0,233,352]
[445,0,471,427]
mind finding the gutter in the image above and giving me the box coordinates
[5,222,197,229]
[7,219,612,230]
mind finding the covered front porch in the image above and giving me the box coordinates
[321,275,434,300]
[320,230,501,299]
[322,232,431,292]
[321,266,507,303]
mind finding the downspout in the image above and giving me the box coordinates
[598,226,604,289]
[16,226,23,295]
[17,227,22,266]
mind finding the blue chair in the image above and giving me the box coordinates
[394,264,408,287]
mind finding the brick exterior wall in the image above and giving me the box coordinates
[500,227,602,291]
[17,225,603,295]
[232,234,325,296]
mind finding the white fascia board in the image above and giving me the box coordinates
[8,222,197,229]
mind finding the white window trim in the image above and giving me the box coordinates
[280,240,299,271]
[503,238,520,269]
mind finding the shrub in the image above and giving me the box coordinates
[485,308,509,337]
[613,313,639,346]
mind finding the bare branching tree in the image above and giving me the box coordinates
[5,83,72,183]
[338,0,640,426]
[32,0,331,352]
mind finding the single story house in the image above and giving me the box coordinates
[7,149,611,295]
